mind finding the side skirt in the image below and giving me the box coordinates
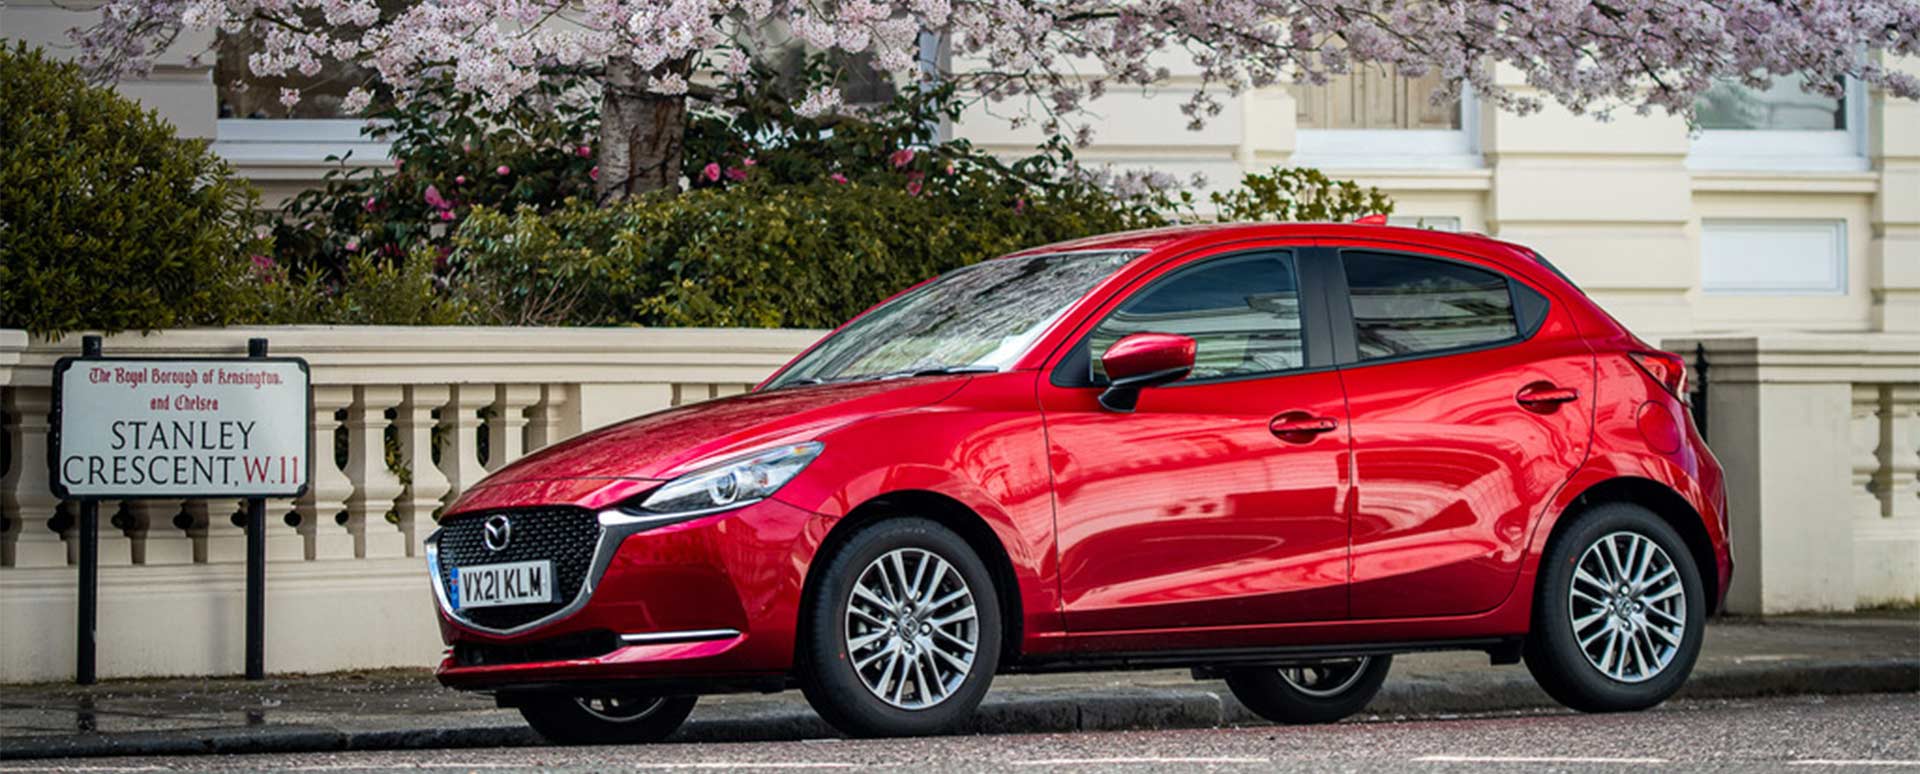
[1006,637,1523,675]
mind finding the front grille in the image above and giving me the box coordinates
[453,629,621,667]
[436,507,602,630]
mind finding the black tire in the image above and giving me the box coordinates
[1524,502,1706,713]
[516,694,697,745]
[1225,655,1392,725]
[798,517,1002,737]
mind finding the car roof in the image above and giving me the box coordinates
[1003,221,1538,266]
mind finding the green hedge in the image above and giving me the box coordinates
[450,180,1152,328]
[0,44,264,336]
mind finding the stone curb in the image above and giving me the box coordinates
[4,659,1914,761]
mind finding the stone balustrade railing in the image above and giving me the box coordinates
[0,327,820,681]
[1663,334,1920,614]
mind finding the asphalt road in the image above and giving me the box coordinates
[2,693,1914,773]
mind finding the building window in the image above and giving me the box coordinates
[1289,69,1479,170]
[1687,75,1866,171]
[1700,220,1847,295]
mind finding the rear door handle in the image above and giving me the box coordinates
[1516,383,1580,408]
[1270,414,1339,441]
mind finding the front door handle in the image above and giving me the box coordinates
[1516,382,1580,409]
[1270,413,1339,442]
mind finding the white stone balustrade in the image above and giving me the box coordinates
[0,326,818,682]
[1665,333,1920,614]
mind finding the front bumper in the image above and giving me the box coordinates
[430,495,827,691]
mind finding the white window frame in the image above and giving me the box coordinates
[1699,219,1848,296]
[1291,86,1482,170]
[211,119,392,171]
[1687,78,1867,172]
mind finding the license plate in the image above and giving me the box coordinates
[451,560,554,610]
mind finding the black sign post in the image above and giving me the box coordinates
[244,337,268,681]
[75,335,102,685]
[49,336,310,685]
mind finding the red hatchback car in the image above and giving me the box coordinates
[427,223,1731,743]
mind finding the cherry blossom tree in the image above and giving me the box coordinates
[75,0,1920,200]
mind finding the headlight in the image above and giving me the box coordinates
[600,442,823,527]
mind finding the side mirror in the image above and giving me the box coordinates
[1098,332,1196,412]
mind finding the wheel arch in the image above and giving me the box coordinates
[1547,475,1721,616]
[796,489,1027,669]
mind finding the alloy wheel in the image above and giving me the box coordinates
[844,547,980,710]
[1277,657,1374,698]
[1567,530,1689,684]
[573,695,667,722]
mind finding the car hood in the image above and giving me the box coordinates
[462,376,974,493]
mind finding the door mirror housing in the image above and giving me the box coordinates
[1098,333,1197,412]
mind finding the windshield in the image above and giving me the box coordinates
[766,250,1141,389]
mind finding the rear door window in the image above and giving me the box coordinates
[1341,251,1519,361]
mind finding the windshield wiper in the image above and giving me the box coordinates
[888,365,999,379]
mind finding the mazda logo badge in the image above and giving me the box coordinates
[482,515,512,552]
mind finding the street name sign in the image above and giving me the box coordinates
[50,356,312,499]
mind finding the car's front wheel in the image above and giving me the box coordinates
[798,517,1002,737]
[1524,502,1705,712]
[1225,656,1393,725]
[516,694,697,745]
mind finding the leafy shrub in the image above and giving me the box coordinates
[0,44,265,336]
[447,168,1389,329]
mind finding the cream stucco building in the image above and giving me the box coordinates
[2,8,1916,682]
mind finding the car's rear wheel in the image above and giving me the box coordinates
[516,694,697,745]
[1225,655,1392,725]
[1525,502,1705,712]
[798,517,1002,737]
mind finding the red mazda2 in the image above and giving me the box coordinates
[427,222,1730,743]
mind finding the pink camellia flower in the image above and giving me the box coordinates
[944,163,955,176]
[455,175,467,185]
[889,148,915,168]
[742,158,757,167]
[1015,198,1027,213]
[577,144,592,158]
[829,172,849,184]
[905,180,923,196]
[439,210,457,222]
[496,165,511,175]
[251,254,275,271]
[725,166,748,182]
[701,162,722,182]
[589,166,599,181]
[344,238,360,252]
[423,184,452,211]
[363,196,379,212]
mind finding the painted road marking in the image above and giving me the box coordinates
[1789,762,1920,768]
[1012,758,1270,766]
[1415,755,1669,764]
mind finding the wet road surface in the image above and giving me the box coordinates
[2,692,1914,772]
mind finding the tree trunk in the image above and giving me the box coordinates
[596,57,691,202]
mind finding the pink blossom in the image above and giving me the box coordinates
[250,254,275,272]
[363,196,379,213]
[439,210,457,221]
[423,184,452,211]
[344,238,360,252]
[496,165,511,176]
[454,175,467,185]
[905,180,923,196]
[1015,198,1027,213]
[742,158,757,167]
[829,173,849,184]
[701,163,721,182]
[725,166,748,182]
[889,148,915,169]
[589,166,599,181]
[577,145,593,158]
